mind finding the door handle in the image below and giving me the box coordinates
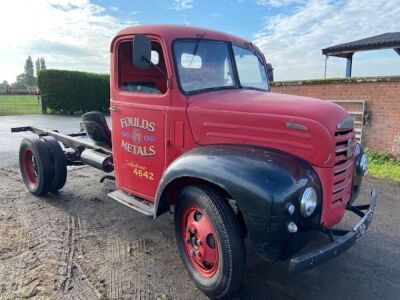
[109,106,117,112]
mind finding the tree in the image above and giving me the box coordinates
[35,57,47,78]
[40,58,46,71]
[35,58,41,77]
[24,56,35,86]
[12,56,44,89]
[12,74,27,90]
[0,80,9,93]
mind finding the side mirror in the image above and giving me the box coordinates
[132,34,151,70]
[266,63,274,82]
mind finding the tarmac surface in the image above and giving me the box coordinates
[0,115,399,299]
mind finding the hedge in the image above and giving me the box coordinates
[38,70,110,114]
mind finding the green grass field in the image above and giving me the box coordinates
[369,161,400,181]
[0,95,42,115]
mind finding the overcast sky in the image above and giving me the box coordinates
[0,0,399,83]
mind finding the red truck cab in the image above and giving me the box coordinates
[14,25,376,299]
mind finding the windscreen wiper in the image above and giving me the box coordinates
[189,32,206,66]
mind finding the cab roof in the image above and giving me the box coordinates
[112,24,254,51]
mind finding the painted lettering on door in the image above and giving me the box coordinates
[120,117,156,157]
[112,108,165,200]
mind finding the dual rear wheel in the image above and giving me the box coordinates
[19,136,67,195]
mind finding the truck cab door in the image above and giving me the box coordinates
[110,36,170,201]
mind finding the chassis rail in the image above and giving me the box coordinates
[11,126,112,155]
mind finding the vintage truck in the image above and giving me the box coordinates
[12,25,376,299]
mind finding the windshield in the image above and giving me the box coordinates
[233,45,268,91]
[173,40,235,93]
[173,39,268,94]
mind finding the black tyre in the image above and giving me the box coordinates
[19,137,52,196]
[41,136,67,192]
[174,185,245,299]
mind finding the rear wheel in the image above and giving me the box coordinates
[41,136,67,192]
[174,185,245,299]
[19,137,52,196]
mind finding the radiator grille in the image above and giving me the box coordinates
[332,128,354,205]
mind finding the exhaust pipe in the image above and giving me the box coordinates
[80,149,113,172]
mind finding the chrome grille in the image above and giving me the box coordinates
[332,128,354,205]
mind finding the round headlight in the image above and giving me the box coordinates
[300,187,317,217]
[360,154,369,175]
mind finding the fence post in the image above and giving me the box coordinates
[40,95,47,114]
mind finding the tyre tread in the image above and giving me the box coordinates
[41,136,67,192]
[175,184,245,299]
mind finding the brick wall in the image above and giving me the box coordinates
[271,76,400,156]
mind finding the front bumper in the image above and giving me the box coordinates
[289,188,377,274]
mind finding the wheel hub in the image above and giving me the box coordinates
[181,205,219,277]
[22,149,39,188]
[188,233,200,250]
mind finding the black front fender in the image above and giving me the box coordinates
[156,145,322,261]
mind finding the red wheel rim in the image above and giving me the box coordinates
[22,148,39,188]
[181,205,219,277]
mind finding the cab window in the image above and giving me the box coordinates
[118,40,168,94]
[233,45,268,91]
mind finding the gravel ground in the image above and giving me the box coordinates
[1,115,400,299]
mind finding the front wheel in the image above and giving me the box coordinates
[174,185,245,299]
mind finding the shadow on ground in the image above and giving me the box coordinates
[0,164,399,299]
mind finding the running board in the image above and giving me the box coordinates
[108,190,155,217]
